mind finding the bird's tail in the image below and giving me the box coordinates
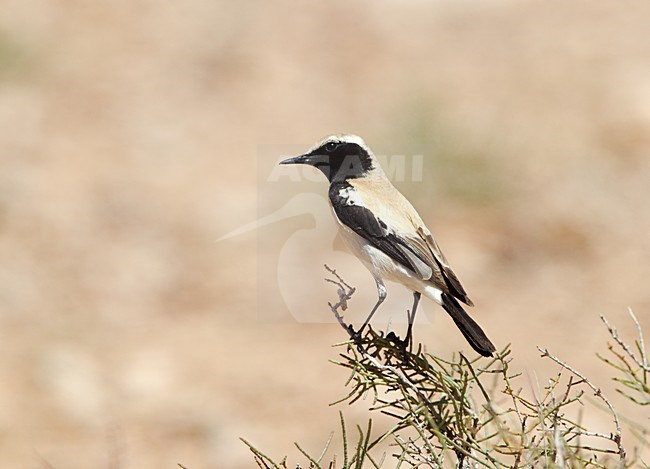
[440,293,496,357]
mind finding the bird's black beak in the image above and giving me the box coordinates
[280,152,327,166]
[279,154,309,165]
[279,152,329,179]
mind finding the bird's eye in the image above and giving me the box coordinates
[325,142,339,152]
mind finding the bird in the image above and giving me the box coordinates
[279,134,496,357]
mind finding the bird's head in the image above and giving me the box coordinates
[280,134,378,182]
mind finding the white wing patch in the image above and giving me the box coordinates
[337,185,364,207]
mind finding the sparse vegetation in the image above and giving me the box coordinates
[243,269,649,468]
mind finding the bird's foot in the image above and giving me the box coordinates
[347,327,366,353]
[404,333,413,353]
[386,332,414,358]
[386,331,407,348]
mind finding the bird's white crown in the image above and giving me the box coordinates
[309,134,375,158]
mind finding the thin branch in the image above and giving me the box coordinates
[325,264,357,339]
[601,315,650,373]
[628,307,648,369]
[538,347,626,467]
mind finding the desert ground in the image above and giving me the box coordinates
[0,0,649,467]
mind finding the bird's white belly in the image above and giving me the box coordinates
[337,225,443,305]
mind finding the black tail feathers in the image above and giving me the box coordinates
[440,293,496,357]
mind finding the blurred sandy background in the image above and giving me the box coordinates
[1,0,649,467]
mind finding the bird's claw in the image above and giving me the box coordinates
[345,326,366,353]
[386,331,412,352]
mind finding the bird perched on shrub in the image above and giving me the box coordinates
[280,134,495,357]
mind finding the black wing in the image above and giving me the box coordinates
[329,183,472,305]
[330,184,431,279]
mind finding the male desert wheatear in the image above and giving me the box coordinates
[280,134,496,357]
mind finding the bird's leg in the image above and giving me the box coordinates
[404,291,421,348]
[354,278,386,342]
